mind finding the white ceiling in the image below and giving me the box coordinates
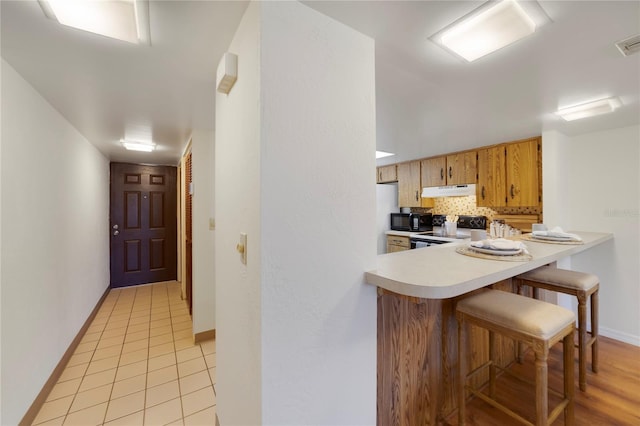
[1,0,249,165]
[2,1,639,166]
[302,0,640,165]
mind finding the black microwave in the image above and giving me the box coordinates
[390,213,432,231]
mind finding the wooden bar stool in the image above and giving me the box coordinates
[516,267,599,391]
[457,289,575,426]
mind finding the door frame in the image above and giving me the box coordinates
[108,162,178,287]
[179,140,193,311]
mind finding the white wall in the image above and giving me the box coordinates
[566,125,640,345]
[215,2,263,424]
[260,2,376,424]
[541,130,571,230]
[377,183,398,254]
[544,126,640,345]
[0,59,110,424]
[191,129,216,334]
[215,2,377,424]
[541,130,571,305]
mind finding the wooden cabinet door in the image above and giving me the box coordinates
[387,244,409,253]
[386,235,410,253]
[397,161,422,207]
[446,151,477,185]
[421,157,446,188]
[506,138,540,207]
[377,165,397,183]
[476,146,506,207]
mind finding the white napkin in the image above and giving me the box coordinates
[532,226,582,241]
[470,238,527,252]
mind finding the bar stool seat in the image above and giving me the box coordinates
[516,267,599,391]
[457,289,575,426]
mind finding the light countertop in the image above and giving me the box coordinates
[385,227,455,238]
[366,231,613,300]
[385,230,423,237]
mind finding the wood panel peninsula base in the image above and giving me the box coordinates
[377,281,516,425]
[367,232,612,425]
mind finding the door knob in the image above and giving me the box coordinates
[113,224,119,230]
[113,230,119,236]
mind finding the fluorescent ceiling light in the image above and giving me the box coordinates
[38,0,150,45]
[376,151,395,159]
[431,0,546,62]
[555,97,622,121]
[122,140,155,152]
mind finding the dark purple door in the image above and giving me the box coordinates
[110,163,177,287]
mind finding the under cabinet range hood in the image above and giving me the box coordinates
[421,184,476,198]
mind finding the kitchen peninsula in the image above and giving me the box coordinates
[367,231,612,425]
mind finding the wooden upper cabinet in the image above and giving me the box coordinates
[421,152,476,187]
[397,161,422,207]
[421,157,446,187]
[506,138,540,207]
[477,146,506,207]
[377,165,397,183]
[446,151,477,185]
[477,137,541,207]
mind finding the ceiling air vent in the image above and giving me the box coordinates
[615,34,640,57]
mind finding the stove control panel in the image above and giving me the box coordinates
[432,214,486,229]
[458,215,487,230]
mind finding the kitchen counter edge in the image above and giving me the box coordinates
[366,231,613,300]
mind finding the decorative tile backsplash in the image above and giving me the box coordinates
[433,196,498,221]
[411,196,541,223]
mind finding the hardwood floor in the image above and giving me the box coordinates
[443,336,640,425]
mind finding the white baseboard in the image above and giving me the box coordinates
[600,326,640,347]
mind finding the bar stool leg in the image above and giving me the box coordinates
[515,280,526,363]
[489,331,496,398]
[458,317,467,426]
[592,289,599,373]
[563,332,575,425]
[534,348,549,426]
[577,291,587,392]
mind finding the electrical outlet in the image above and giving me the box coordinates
[209,218,215,230]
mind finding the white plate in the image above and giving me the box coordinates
[531,234,575,241]
[469,246,523,256]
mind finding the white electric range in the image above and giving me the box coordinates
[410,215,486,249]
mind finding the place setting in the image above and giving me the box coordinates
[520,224,584,245]
[456,231,533,262]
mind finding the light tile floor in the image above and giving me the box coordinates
[32,281,216,426]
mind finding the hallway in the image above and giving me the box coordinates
[31,281,216,425]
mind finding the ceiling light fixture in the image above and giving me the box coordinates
[555,97,622,121]
[38,0,151,45]
[615,34,640,57]
[430,0,549,62]
[376,151,395,159]
[121,139,155,152]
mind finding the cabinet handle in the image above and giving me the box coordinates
[415,190,419,201]
[440,168,444,180]
[481,186,486,200]
[510,184,515,199]
[448,166,452,179]
[379,171,382,181]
